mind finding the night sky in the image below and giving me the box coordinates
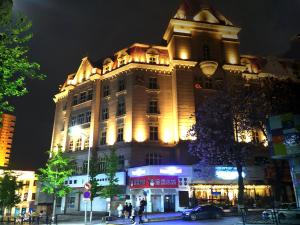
[10,0,300,171]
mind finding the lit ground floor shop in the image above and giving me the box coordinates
[191,184,271,207]
[128,165,193,213]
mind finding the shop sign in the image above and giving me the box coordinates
[215,166,245,180]
[129,176,178,189]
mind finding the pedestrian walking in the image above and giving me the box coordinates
[128,203,133,218]
[130,207,137,224]
[138,206,144,224]
[124,202,129,219]
[117,203,123,218]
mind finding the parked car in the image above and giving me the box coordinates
[262,202,300,220]
[182,205,224,221]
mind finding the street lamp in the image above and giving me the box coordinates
[69,126,91,225]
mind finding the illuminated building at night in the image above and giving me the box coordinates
[0,114,16,167]
[0,170,37,217]
[47,0,299,213]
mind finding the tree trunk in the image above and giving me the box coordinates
[52,195,57,221]
[237,163,245,208]
[108,197,112,217]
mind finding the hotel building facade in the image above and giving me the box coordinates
[47,0,299,213]
[0,114,16,167]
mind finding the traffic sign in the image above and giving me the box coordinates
[83,191,91,199]
[84,182,92,190]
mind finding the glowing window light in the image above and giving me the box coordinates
[132,168,146,176]
[215,167,245,180]
[160,166,182,175]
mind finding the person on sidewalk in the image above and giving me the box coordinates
[124,202,129,219]
[128,203,133,218]
[117,203,123,218]
[138,205,144,224]
[130,206,137,224]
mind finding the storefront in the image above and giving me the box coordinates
[191,166,271,207]
[128,165,193,212]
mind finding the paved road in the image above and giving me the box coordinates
[133,217,242,225]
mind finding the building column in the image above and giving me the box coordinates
[160,194,164,212]
[146,189,152,213]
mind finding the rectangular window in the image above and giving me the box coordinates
[100,131,106,145]
[67,196,75,208]
[69,140,74,151]
[99,158,106,173]
[85,111,91,123]
[77,113,85,124]
[31,193,36,201]
[117,127,124,142]
[72,95,78,106]
[118,79,126,92]
[83,161,88,173]
[149,100,158,114]
[103,85,110,97]
[102,107,109,120]
[87,89,93,100]
[84,138,89,149]
[79,92,87,103]
[75,138,82,151]
[117,97,126,116]
[70,116,76,127]
[33,180,37,186]
[150,126,158,141]
[149,77,158,89]
[118,155,125,168]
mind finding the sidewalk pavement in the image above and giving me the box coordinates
[43,212,182,225]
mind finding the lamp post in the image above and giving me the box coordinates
[69,126,91,225]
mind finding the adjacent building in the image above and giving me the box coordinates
[0,170,37,217]
[0,114,16,167]
[46,0,299,213]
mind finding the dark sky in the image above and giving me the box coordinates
[10,0,300,171]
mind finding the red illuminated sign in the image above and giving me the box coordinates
[129,176,178,189]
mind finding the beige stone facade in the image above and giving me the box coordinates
[50,1,299,174]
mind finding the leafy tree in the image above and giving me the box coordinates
[38,146,74,220]
[0,0,45,120]
[189,75,265,207]
[89,150,101,221]
[0,171,22,218]
[99,147,119,216]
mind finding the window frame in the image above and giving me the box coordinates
[149,126,158,141]
[117,127,124,142]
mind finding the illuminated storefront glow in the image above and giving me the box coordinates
[160,166,182,175]
[215,167,245,180]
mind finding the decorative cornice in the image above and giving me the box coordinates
[90,73,101,81]
[53,90,69,103]
[101,63,172,80]
[222,64,246,73]
[171,60,198,67]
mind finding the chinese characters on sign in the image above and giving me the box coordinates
[129,176,178,189]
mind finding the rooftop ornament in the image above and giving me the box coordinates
[199,60,218,77]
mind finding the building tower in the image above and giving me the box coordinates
[0,113,16,167]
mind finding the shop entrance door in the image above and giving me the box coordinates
[164,195,175,212]
[151,195,161,212]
